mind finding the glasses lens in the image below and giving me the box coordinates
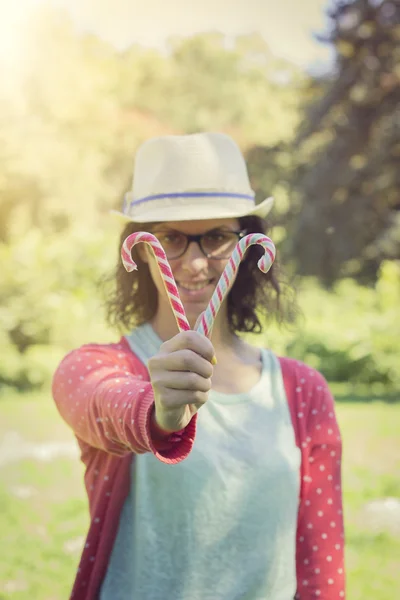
[155,232,187,258]
[202,232,238,258]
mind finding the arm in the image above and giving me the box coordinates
[295,371,345,599]
[52,342,197,461]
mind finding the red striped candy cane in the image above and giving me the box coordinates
[121,232,191,333]
[196,234,276,338]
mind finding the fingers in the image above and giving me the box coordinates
[160,330,215,364]
[159,387,209,408]
[150,349,213,379]
[152,370,212,393]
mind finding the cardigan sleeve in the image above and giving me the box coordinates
[295,368,346,599]
[52,340,196,462]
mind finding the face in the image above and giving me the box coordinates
[140,218,241,327]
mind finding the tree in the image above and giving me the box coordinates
[287,0,399,285]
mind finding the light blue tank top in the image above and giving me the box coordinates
[100,324,300,600]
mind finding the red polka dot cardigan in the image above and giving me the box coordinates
[52,338,345,599]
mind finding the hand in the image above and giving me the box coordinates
[148,330,215,433]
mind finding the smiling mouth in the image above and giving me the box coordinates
[177,279,214,291]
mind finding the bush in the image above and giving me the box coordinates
[260,261,400,389]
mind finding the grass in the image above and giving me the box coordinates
[0,388,399,599]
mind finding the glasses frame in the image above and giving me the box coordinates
[151,228,248,260]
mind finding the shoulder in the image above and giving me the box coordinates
[55,337,143,374]
[277,356,328,392]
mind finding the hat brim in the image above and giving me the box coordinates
[110,196,274,223]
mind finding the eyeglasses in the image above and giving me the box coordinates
[151,229,247,260]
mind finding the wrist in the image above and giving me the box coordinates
[150,407,175,440]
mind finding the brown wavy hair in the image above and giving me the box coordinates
[104,216,297,334]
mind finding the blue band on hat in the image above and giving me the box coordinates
[125,191,255,212]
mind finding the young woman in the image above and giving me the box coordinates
[52,132,345,600]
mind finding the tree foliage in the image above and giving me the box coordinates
[288,0,400,285]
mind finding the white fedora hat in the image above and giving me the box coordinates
[112,132,274,223]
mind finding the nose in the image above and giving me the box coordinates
[180,241,208,273]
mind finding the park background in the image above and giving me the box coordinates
[0,0,399,598]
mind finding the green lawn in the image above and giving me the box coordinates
[0,389,399,599]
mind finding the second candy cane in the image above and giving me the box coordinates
[196,233,276,338]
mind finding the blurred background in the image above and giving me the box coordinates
[0,0,399,598]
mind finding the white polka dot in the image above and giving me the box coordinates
[320,465,325,471]
[321,533,328,539]
[305,499,311,505]
[340,592,344,597]
[338,568,343,574]
[330,451,336,457]
[312,545,318,551]
[296,387,302,392]
[307,523,313,529]
[317,511,323,517]
[317,488,322,494]
[328,578,334,584]
[335,544,341,550]
[85,542,90,548]
[330,521,336,527]
[327,555,332,561]
[299,536,304,542]
[312,409,318,415]
[328,475,333,481]
[90,556,95,562]
[298,412,303,418]
[300,378,306,383]
[328,429,333,434]
[327,498,333,505]
[315,591,320,596]
[309,457,314,463]
[304,559,309,565]
[302,580,308,586]
[315,568,320,574]
[104,475,109,481]
[316,424,321,430]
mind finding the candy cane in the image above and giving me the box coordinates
[196,234,276,338]
[121,232,191,333]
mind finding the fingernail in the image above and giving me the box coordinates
[211,355,217,365]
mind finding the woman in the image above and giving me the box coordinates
[52,132,345,600]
